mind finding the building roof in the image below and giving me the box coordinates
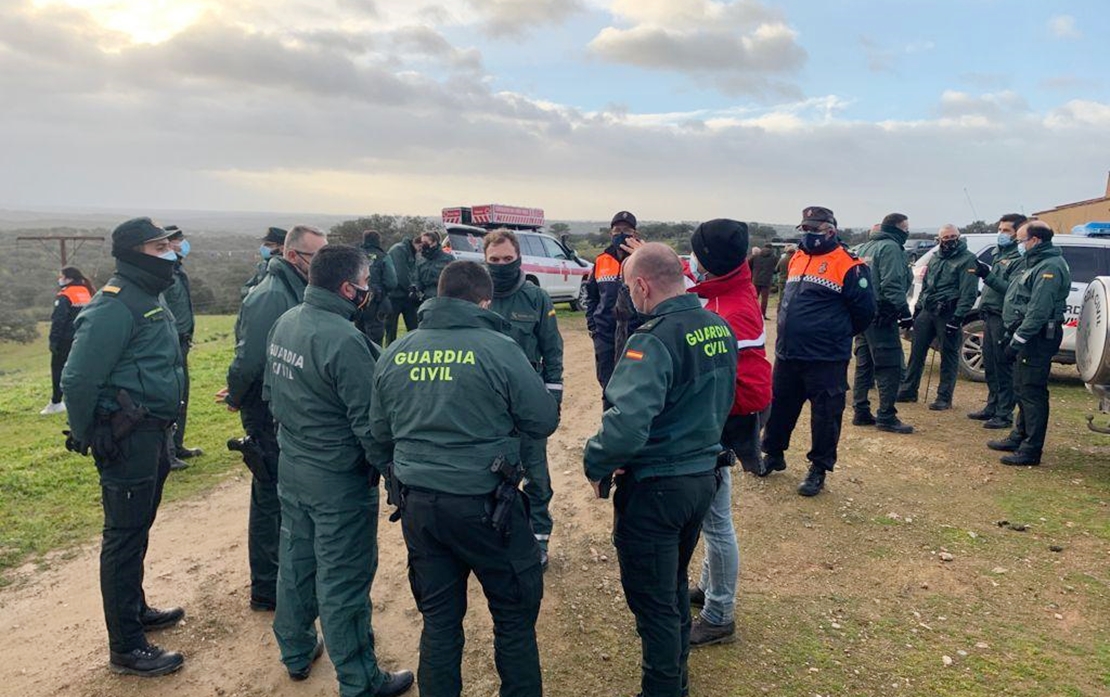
[1034,172,1110,216]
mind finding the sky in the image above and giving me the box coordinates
[2,0,1109,227]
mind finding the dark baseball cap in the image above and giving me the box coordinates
[111,217,173,255]
[165,224,184,240]
[800,206,837,228]
[263,226,288,245]
[610,211,637,230]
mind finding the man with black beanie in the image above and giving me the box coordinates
[242,227,287,299]
[760,207,876,496]
[62,217,186,677]
[354,229,397,345]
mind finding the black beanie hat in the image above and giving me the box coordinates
[263,227,288,245]
[691,219,749,277]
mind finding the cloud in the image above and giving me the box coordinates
[589,0,805,96]
[1048,14,1081,40]
[466,0,585,37]
[937,90,1029,120]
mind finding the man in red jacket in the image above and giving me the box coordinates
[686,219,773,646]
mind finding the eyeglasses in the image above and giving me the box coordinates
[291,249,315,260]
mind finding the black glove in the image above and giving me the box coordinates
[975,260,991,279]
[1004,341,1021,361]
[90,421,121,462]
[407,285,423,303]
[897,306,915,330]
[945,319,962,337]
[63,430,89,456]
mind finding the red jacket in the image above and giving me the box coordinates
[690,263,772,416]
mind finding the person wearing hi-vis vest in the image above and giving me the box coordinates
[759,206,876,497]
[41,266,94,415]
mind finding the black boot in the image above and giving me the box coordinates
[928,400,951,411]
[177,446,204,459]
[987,438,1021,452]
[109,643,185,677]
[757,452,787,477]
[982,417,1012,430]
[288,640,325,681]
[797,466,826,497]
[851,411,876,426]
[1000,451,1041,466]
[376,670,416,697]
[895,392,917,403]
[140,606,185,631]
[876,419,914,434]
[966,408,992,421]
[689,586,706,608]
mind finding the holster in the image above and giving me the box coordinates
[488,455,525,537]
[227,436,270,483]
[109,389,150,442]
[385,463,406,523]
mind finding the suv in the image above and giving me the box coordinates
[443,224,593,309]
[904,239,937,263]
[908,233,1110,381]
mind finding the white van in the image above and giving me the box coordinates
[442,224,593,309]
[908,233,1110,381]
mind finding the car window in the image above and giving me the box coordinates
[539,236,568,260]
[1059,246,1107,285]
[519,235,546,258]
[447,231,484,254]
[977,247,993,263]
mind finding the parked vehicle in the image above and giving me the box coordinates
[1077,276,1110,431]
[908,233,1110,381]
[442,223,593,309]
[903,239,937,263]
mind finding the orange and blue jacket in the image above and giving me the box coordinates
[776,244,875,361]
[585,244,643,387]
[49,283,92,348]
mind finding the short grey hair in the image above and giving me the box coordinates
[938,224,960,236]
[286,225,327,251]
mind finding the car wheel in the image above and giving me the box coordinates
[958,318,987,382]
[570,281,589,312]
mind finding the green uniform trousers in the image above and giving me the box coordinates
[852,322,905,423]
[173,335,191,452]
[1009,327,1063,457]
[97,423,173,653]
[239,393,280,606]
[401,486,544,697]
[982,312,1016,421]
[899,308,960,404]
[273,473,385,697]
[613,470,717,697]
[521,435,553,551]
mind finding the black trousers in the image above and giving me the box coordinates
[613,471,717,697]
[239,392,281,605]
[722,411,764,472]
[173,335,191,451]
[384,297,420,346]
[982,312,1015,420]
[761,358,849,472]
[50,340,72,404]
[96,424,172,653]
[1009,328,1063,457]
[852,322,904,423]
[356,300,387,346]
[899,308,960,403]
[401,486,544,697]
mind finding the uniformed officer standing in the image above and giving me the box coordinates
[355,229,397,345]
[760,207,875,496]
[484,229,564,569]
[585,211,643,406]
[164,225,202,468]
[223,225,327,612]
[585,243,737,697]
[414,230,455,300]
[242,227,287,299]
[371,261,559,697]
[62,217,186,677]
[987,221,1071,466]
[896,224,979,410]
[384,235,423,344]
[851,213,914,433]
[968,213,1028,429]
[265,245,413,696]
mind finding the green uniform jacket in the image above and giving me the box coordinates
[62,260,184,442]
[163,261,195,337]
[979,243,1023,315]
[386,238,419,299]
[263,286,380,481]
[370,297,560,495]
[584,294,737,482]
[362,242,397,298]
[917,239,979,319]
[1002,243,1071,345]
[227,257,306,408]
[853,225,911,320]
[241,259,269,299]
[490,277,564,401]
[416,248,455,299]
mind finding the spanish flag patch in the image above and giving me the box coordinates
[625,349,644,361]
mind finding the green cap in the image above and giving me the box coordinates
[111,217,173,256]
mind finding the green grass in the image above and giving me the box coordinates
[0,316,246,583]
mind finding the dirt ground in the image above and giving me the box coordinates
[1,318,1107,696]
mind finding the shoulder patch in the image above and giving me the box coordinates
[624,349,644,361]
[859,277,869,289]
[102,285,121,295]
[547,309,557,317]
[636,316,665,333]
[844,248,860,260]
[1042,273,1055,279]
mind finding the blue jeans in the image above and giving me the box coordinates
[697,467,737,626]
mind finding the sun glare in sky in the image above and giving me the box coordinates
[33,0,207,44]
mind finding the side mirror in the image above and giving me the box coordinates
[561,235,579,259]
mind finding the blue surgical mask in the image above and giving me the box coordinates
[260,244,273,260]
[157,250,178,262]
[996,233,1014,247]
[1016,241,1027,256]
[177,239,191,258]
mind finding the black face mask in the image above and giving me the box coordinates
[799,231,838,255]
[488,258,523,294]
[351,284,371,309]
[939,239,959,255]
[421,244,439,259]
[117,249,176,291]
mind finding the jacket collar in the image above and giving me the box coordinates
[649,293,702,316]
[303,285,356,319]
[268,257,308,301]
[417,297,512,333]
[115,259,174,295]
[874,224,909,246]
[690,261,753,300]
[1025,240,1060,264]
